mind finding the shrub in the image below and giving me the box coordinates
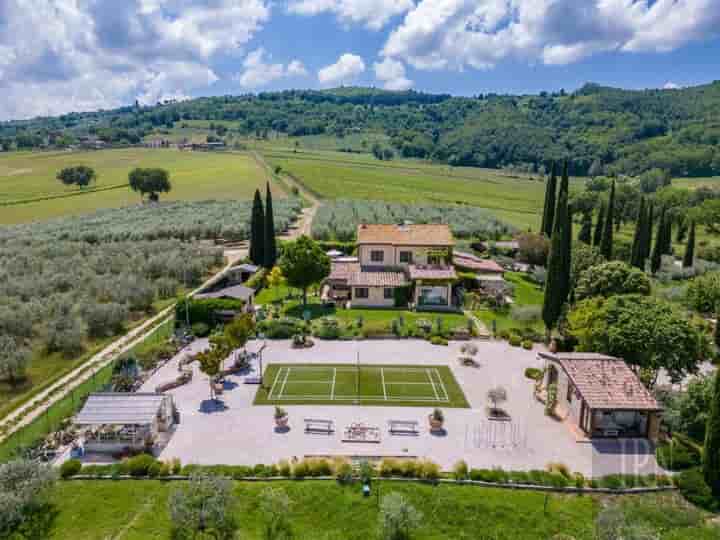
[521,339,533,350]
[379,458,399,478]
[313,317,341,339]
[292,460,309,478]
[191,322,210,337]
[453,460,468,481]
[656,439,701,471]
[258,317,304,339]
[335,462,353,484]
[497,329,510,340]
[400,460,418,478]
[524,367,543,381]
[572,473,586,488]
[307,459,332,477]
[508,334,522,347]
[675,468,720,512]
[278,460,291,477]
[126,454,157,477]
[60,459,82,479]
[429,336,448,346]
[148,462,161,478]
[170,458,182,475]
[158,463,171,477]
[598,475,625,490]
[546,462,571,479]
[418,460,440,481]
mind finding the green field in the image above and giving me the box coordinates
[262,147,581,229]
[0,148,278,224]
[255,364,469,407]
[32,480,716,539]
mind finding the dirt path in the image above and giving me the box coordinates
[251,150,321,240]
[0,250,245,442]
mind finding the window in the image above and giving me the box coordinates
[384,287,394,299]
[427,254,442,265]
[370,250,384,262]
[399,251,413,263]
[355,287,369,299]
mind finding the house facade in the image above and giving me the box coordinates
[539,352,662,442]
[325,223,458,310]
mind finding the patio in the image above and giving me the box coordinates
[141,339,664,477]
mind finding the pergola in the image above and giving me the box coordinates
[75,393,174,453]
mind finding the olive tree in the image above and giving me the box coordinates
[0,460,57,538]
[259,487,293,540]
[128,167,172,201]
[379,492,423,540]
[56,165,97,189]
[168,474,237,540]
[0,335,30,387]
[575,261,651,301]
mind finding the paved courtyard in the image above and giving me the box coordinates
[142,338,663,477]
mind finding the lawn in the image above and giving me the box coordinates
[475,272,544,335]
[0,148,278,224]
[39,480,718,539]
[262,147,583,229]
[254,363,469,407]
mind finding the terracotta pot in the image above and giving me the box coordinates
[275,416,289,428]
[428,415,444,431]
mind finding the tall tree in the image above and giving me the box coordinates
[578,211,592,244]
[264,182,277,268]
[128,167,171,201]
[704,368,720,495]
[644,202,654,262]
[279,236,331,307]
[542,163,571,338]
[630,197,646,269]
[249,189,265,266]
[650,207,666,274]
[683,220,695,268]
[599,180,615,259]
[558,162,573,306]
[540,162,557,237]
[593,203,605,247]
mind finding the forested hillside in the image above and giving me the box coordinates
[2,82,720,177]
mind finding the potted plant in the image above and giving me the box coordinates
[274,406,289,428]
[428,408,444,431]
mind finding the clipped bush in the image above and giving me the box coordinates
[170,457,182,475]
[148,462,161,478]
[126,454,157,477]
[418,460,440,481]
[521,339,533,350]
[453,460,468,481]
[675,468,720,512]
[429,335,448,346]
[158,463,171,477]
[292,460,309,479]
[60,459,82,479]
[335,461,353,484]
[508,334,522,347]
[278,460,292,477]
[191,322,210,337]
[524,367,543,381]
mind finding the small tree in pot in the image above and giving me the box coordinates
[486,386,509,420]
[428,408,444,431]
[274,406,288,428]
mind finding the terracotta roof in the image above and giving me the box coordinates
[328,262,359,282]
[453,254,504,273]
[348,267,408,287]
[356,224,454,246]
[541,353,661,411]
[408,265,457,281]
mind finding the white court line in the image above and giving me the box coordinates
[381,367,387,400]
[426,368,440,400]
[331,368,337,400]
[268,367,284,399]
[434,368,450,401]
[279,367,291,399]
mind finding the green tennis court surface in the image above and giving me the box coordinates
[254,364,470,408]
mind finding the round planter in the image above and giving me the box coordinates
[428,416,444,431]
[275,416,289,428]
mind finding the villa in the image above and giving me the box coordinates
[325,223,458,311]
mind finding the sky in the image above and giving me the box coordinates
[1,0,719,121]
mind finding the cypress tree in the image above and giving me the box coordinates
[683,220,695,268]
[703,368,720,495]
[540,162,557,237]
[250,188,265,266]
[630,197,646,269]
[578,211,592,244]
[644,202,654,261]
[542,163,570,338]
[593,203,605,247]
[599,180,615,259]
[663,217,673,255]
[264,182,277,268]
[650,207,665,274]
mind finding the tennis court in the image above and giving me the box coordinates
[254,364,469,407]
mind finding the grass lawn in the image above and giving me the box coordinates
[261,147,583,230]
[475,272,544,335]
[40,480,718,539]
[0,148,278,224]
[254,363,469,407]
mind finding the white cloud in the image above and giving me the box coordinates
[663,81,681,90]
[373,58,413,90]
[234,49,309,88]
[0,0,270,120]
[318,53,366,86]
[382,0,720,71]
[287,0,413,30]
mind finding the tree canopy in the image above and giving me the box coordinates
[56,165,97,189]
[128,167,171,201]
[567,294,709,385]
[575,261,651,301]
[279,235,331,307]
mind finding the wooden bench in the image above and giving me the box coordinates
[388,420,420,436]
[304,418,335,434]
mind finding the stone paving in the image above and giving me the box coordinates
[142,339,663,477]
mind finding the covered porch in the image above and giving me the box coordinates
[409,265,458,311]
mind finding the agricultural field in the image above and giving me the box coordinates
[31,480,717,539]
[312,199,515,241]
[255,364,469,407]
[0,148,277,224]
[262,147,582,229]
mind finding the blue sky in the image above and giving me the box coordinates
[1,1,719,120]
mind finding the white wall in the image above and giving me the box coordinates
[351,286,395,307]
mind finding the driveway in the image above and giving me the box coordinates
[143,339,663,477]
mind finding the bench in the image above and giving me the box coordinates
[243,376,262,384]
[388,420,420,436]
[304,418,335,434]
